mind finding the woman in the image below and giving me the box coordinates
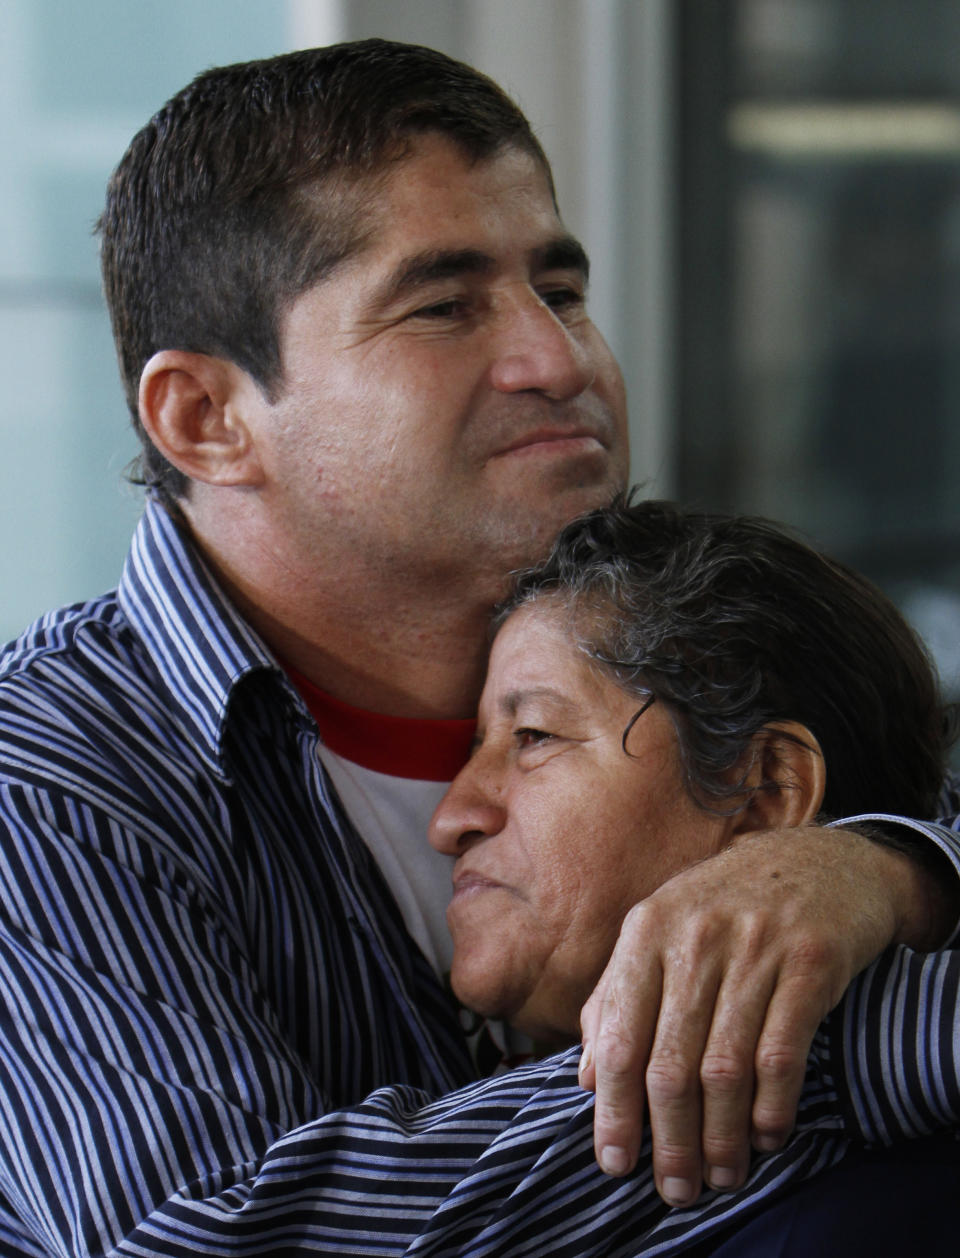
[429,496,950,1048]
[428,496,958,1254]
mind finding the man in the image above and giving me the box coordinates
[0,39,955,1254]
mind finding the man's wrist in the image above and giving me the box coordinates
[838,819,960,949]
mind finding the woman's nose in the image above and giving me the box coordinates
[428,761,507,855]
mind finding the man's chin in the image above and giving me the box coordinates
[491,477,624,564]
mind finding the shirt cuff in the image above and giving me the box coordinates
[828,813,960,947]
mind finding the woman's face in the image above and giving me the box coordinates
[428,601,732,1046]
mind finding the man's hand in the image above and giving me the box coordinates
[577,825,956,1205]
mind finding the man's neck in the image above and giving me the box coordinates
[183,499,495,718]
[238,591,491,718]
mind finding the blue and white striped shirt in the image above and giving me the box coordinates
[0,497,956,1256]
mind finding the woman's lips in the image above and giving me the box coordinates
[450,869,508,902]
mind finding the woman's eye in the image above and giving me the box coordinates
[515,727,554,749]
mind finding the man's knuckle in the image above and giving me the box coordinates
[703,1132,746,1164]
[596,1023,636,1075]
[755,1042,804,1084]
[784,931,837,975]
[652,1142,698,1179]
[700,1051,748,1094]
[620,901,654,942]
[645,1057,696,1104]
[752,1108,794,1143]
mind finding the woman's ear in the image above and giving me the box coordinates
[138,350,266,487]
[729,721,826,837]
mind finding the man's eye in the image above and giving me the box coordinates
[540,286,585,314]
[411,298,469,320]
[516,727,554,749]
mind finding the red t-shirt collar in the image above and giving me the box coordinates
[284,664,476,782]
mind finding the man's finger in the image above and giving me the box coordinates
[750,974,832,1151]
[577,979,606,1092]
[587,937,662,1175]
[697,964,778,1191]
[643,960,728,1205]
[592,1023,648,1176]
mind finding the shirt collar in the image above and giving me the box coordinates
[118,496,284,777]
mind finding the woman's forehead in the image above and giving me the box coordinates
[489,602,580,671]
[484,602,623,714]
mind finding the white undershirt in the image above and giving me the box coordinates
[317,746,456,976]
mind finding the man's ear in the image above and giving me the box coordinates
[729,721,826,838]
[138,350,266,487]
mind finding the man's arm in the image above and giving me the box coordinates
[0,797,611,1257]
[578,816,960,1205]
[2,793,958,1257]
[834,941,960,1147]
[0,801,858,1257]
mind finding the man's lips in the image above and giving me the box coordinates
[491,428,605,457]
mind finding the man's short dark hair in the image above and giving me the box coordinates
[496,495,954,820]
[98,38,550,502]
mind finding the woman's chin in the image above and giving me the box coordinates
[449,954,528,1025]
[450,959,581,1048]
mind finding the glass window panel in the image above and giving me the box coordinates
[678,0,960,707]
[0,0,291,641]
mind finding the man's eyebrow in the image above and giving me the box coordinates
[531,235,590,282]
[372,235,590,310]
[373,249,496,307]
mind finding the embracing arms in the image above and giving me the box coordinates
[579,814,960,1204]
[0,792,956,1255]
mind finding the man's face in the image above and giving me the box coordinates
[428,602,731,1046]
[256,134,629,600]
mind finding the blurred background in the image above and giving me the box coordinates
[2,0,959,701]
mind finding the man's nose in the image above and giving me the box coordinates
[428,764,506,855]
[489,294,596,401]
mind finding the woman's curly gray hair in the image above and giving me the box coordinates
[494,495,953,820]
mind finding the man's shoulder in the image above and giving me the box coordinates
[0,589,147,712]
[0,590,192,793]
[0,591,243,904]
[0,585,256,880]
